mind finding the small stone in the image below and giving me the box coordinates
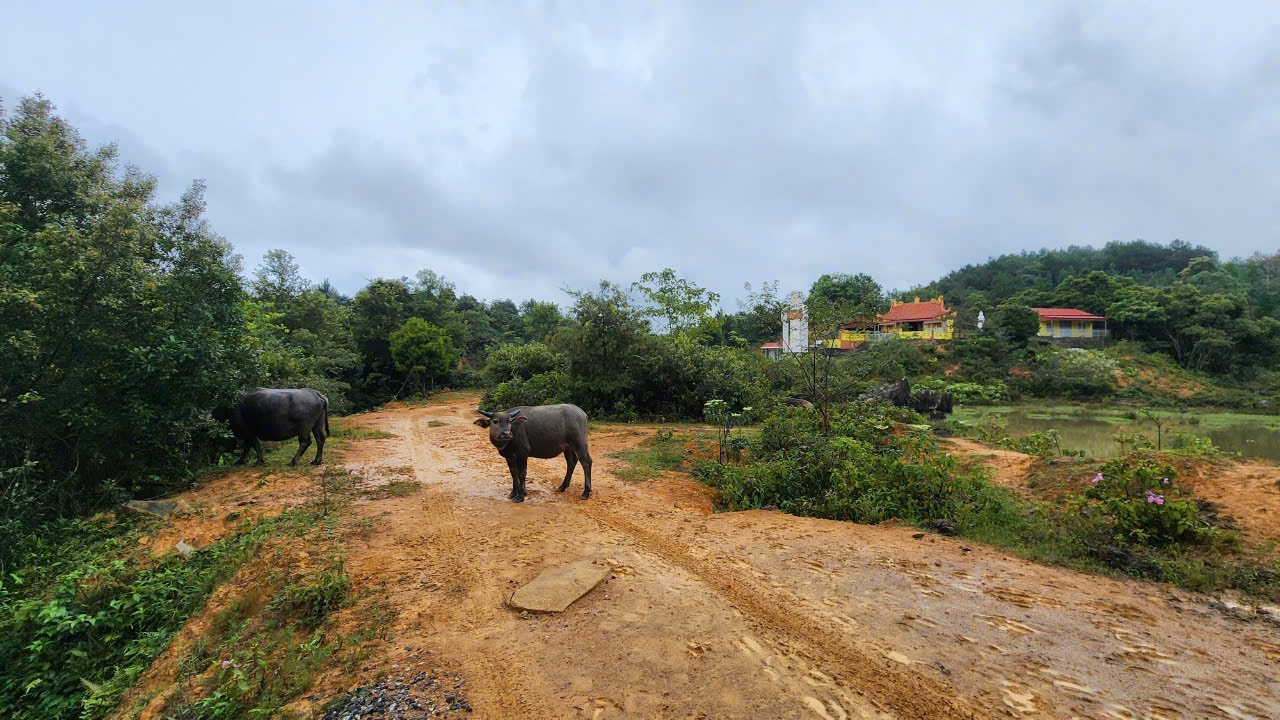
[912,533,925,539]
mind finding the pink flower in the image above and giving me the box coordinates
[1162,478,1169,484]
[221,660,231,668]
[1156,496,1165,505]
[1092,473,1103,484]
[1146,495,1155,503]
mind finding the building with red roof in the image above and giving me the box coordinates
[876,296,955,339]
[1034,308,1109,342]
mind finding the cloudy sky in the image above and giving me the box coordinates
[2,0,1278,308]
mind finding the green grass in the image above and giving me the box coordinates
[608,428,714,482]
[361,479,422,499]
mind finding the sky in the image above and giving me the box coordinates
[2,0,1278,309]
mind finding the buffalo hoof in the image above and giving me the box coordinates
[512,495,525,503]
[253,459,265,466]
[234,459,247,466]
[580,491,591,500]
[507,491,516,499]
[556,483,569,493]
[310,458,322,466]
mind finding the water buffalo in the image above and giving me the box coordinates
[213,387,329,466]
[473,404,593,502]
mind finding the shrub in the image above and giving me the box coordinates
[1016,346,1117,399]
[1076,455,1213,547]
[484,370,571,411]
[482,342,565,387]
[698,402,1007,527]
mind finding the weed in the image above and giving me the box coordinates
[609,429,700,482]
[361,479,422,499]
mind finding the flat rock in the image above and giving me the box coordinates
[123,499,189,518]
[508,559,610,613]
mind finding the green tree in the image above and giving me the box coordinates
[389,318,456,396]
[808,273,886,321]
[251,248,311,306]
[349,278,412,403]
[520,299,564,342]
[555,281,651,415]
[995,304,1041,347]
[0,95,255,559]
[631,268,720,335]
[736,280,786,344]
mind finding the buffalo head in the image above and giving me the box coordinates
[474,408,527,447]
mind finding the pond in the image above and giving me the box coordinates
[952,405,1280,462]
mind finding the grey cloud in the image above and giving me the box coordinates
[2,1,1278,308]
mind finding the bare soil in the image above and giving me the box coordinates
[120,394,1280,719]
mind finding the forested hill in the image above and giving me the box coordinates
[908,240,1218,303]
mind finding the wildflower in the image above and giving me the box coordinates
[221,660,232,668]
[1146,495,1155,503]
[1156,496,1165,505]
[1162,477,1170,485]
[1092,472,1103,484]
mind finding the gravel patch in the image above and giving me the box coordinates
[321,671,472,719]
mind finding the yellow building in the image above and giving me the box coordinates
[1035,308,1108,340]
[826,296,955,349]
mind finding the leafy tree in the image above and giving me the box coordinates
[631,268,720,334]
[0,95,255,558]
[555,281,651,416]
[736,280,787,344]
[994,304,1041,347]
[389,318,456,395]
[808,273,886,321]
[251,248,310,306]
[349,278,412,402]
[486,299,523,345]
[520,299,564,342]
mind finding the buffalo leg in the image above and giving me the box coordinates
[517,455,529,502]
[558,449,577,492]
[252,439,266,466]
[506,457,521,501]
[235,440,251,465]
[578,446,593,499]
[289,433,310,466]
[310,422,326,465]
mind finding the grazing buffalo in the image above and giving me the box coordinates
[213,387,329,466]
[473,404,593,502]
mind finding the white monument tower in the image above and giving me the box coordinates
[781,291,809,354]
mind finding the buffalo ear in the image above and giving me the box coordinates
[473,418,491,428]
[512,415,529,424]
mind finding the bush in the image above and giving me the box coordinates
[1016,346,1117,399]
[698,402,1008,527]
[913,378,1007,405]
[484,370,571,411]
[483,342,565,387]
[1076,455,1214,547]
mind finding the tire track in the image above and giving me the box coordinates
[578,503,977,720]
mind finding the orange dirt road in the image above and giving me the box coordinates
[309,394,1280,719]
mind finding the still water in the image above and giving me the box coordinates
[952,405,1280,462]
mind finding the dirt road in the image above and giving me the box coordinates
[272,393,1275,720]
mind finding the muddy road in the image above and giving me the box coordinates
[126,393,1280,719]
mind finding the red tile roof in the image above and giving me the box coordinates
[880,298,952,323]
[760,340,782,349]
[1034,308,1106,322]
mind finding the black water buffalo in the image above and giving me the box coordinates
[213,387,329,466]
[473,404,593,502]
